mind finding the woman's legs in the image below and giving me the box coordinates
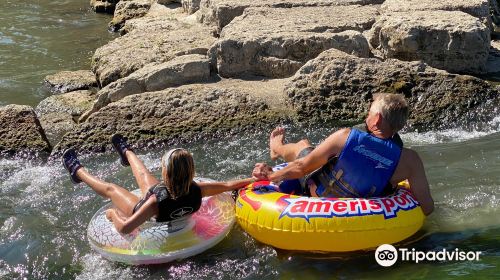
[76,168,139,216]
[270,127,313,162]
[125,150,160,195]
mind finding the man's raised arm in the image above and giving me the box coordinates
[264,128,350,184]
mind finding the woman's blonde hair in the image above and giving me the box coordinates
[161,148,195,199]
[371,93,409,132]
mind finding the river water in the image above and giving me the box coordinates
[1,1,500,280]
[0,0,114,106]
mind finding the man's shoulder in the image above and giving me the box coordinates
[318,127,351,155]
[335,127,351,143]
[338,127,351,135]
[326,127,351,141]
[400,148,420,163]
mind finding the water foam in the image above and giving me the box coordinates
[402,115,500,145]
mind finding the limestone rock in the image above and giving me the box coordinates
[36,90,95,118]
[368,11,490,74]
[286,49,500,131]
[92,13,216,87]
[121,3,198,34]
[381,0,491,27]
[43,70,97,94]
[198,0,383,32]
[82,54,211,121]
[109,0,152,32]
[35,90,95,147]
[38,113,78,149]
[52,79,291,154]
[91,0,120,13]
[0,105,51,155]
[212,5,377,78]
[120,5,185,34]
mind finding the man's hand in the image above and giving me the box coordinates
[252,162,273,181]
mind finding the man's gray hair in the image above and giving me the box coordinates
[371,93,409,132]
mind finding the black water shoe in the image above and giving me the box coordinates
[111,134,131,166]
[62,149,83,184]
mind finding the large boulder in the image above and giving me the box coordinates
[81,54,211,121]
[52,79,291,154]
[43,70,97,94]
[92,9,216,87]
[0,105,51,155]
[286,49,500,131]
[211,5,377,78]
[198,0,384,32]
[381,0,491,28]
[109,0,152,32]
[35,90,95,147]
[368,11,490,74]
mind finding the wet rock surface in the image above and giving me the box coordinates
[52,78,291,154]
[43,70,97,94]
[0,105,51,155]
[484,40,500,77]
[286,49,500,131]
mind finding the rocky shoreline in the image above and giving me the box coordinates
[2,0,500,157]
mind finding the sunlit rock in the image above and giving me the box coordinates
[381,0,491,28]
[368,11,490,74]
[43,70,97,94]
[36,90,95,147]
[212,5,377,78]
[109,0,153,32]
[197,0,383,32]
[286,49,500,131]
[92,10,215,87]
[81,54,211,121]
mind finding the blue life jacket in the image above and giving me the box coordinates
[314,128,402,198]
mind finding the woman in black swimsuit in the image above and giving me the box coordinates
[62,135,254,234]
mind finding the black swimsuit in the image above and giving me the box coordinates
[133,182,202,223]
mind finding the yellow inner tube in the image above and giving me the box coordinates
[235,181,425,252]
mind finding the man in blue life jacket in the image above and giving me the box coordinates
[253,93,434,215]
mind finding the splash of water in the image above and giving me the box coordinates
[402,115,500,145]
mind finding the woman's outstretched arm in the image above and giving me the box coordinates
[197,178,256,197]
